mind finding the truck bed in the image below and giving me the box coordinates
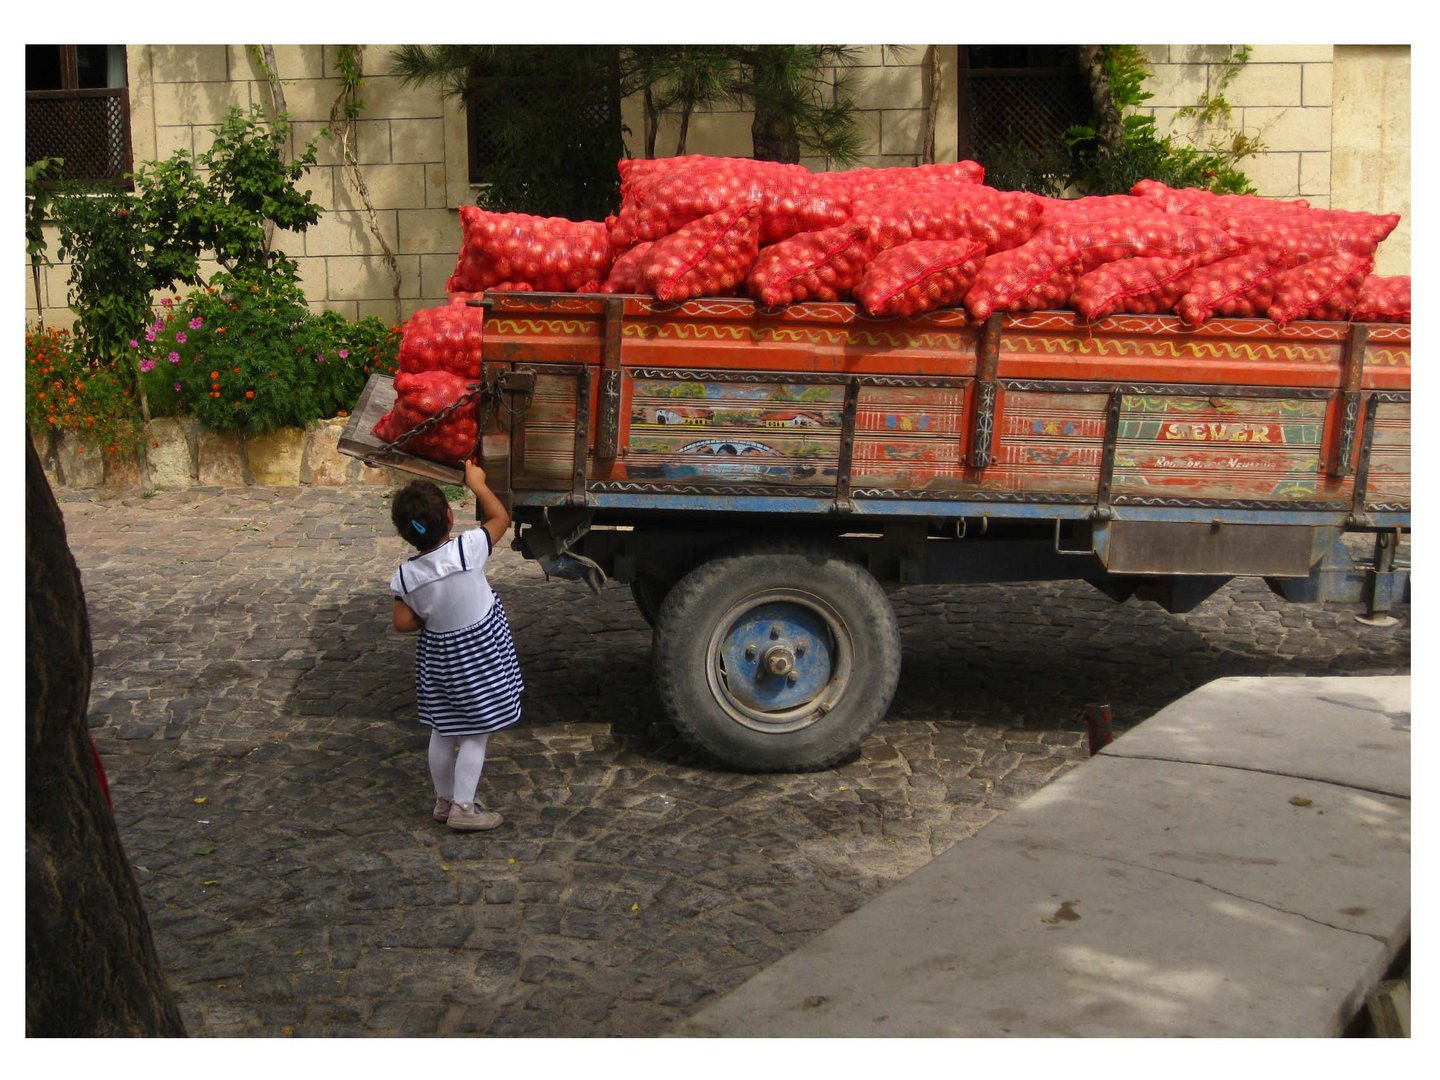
[467,292,1410,530]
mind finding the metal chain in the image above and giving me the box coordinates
[387,381,487,450]
[386,370,535,460]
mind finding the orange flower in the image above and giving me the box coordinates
[245,390,255,399]
[210,371,220,379]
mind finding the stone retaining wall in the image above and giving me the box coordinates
[31,416,414,491]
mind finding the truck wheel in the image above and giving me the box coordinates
[652,542,901,772]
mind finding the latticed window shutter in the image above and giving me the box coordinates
[26,45,132,186]
[957,45,1091,161]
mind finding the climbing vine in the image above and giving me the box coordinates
[328,45,401,299]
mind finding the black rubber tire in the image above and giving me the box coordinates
[652,541,901,772]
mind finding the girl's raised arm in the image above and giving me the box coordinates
[464,459,511,550]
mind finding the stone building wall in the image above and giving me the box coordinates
[26,42,1411,336]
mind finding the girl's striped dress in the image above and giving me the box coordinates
[390,528,523,736]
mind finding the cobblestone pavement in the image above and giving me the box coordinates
[58,486,1410,1038]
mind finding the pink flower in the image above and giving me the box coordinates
[338,349,349,359]
[139,359,156,372]
[144,330,158,343]
[128,339,140,349]
[316,354,325,363]
[175,332,187,344]
[189,317,203,329]
[161,298,172,308]
[174,382,183,393]
[168,352,181,364]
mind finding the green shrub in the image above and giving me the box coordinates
[136,268,400,433]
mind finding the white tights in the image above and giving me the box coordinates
[427,730,490,806]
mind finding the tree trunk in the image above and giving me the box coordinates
[748,47,802,164]
[25,438,186,1037]
[643,87,658,159]
[1078,45,1126,155]
[675,104,693,157]
[751,103,800,164]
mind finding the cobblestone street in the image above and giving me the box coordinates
[59,485,1410,1037]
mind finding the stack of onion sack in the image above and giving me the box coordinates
[1125,181,1402,325]
[447,209,613,293]
[371,302,486,467]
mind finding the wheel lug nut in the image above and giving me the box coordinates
[769,626,780,639]
[745,645,756,660]
[787,674,797,686]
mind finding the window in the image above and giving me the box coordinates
[464,46,622,221]
[957,45,1091,162]
[26,45,132,186]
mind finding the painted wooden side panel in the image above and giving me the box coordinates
[514,370,581,487]
[1112,396,1338,502]
[988,391,1109,495]
[1367,402,1411,504]
[478,294,1410,510]
[625,376,845,486]
[852,385,969,488]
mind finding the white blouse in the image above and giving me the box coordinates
[390,528,496,633]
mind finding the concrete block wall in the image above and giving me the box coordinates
[1139,44,1336,206]
[1139,44,1409,276]
[26,43,1410,337]
[1330,46,1410,276]
[28,44,467,330]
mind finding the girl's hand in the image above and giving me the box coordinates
[464,459,488,488]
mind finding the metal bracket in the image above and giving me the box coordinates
[968,313,1003,469]
[1333,322,1369,477]
[832,378,861,513]
[596,296,624,460]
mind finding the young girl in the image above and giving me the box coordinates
[389,460,523,831]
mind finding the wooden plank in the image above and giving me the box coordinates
[337,374,464,485]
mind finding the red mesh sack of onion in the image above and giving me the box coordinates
[446,208,613,293]
[1175,249,1296,326]
[1350,275,1411,323]
[1265,252,1374,325]
[397,304,486,380]
[609,156,849,249]
[373,369,479,467]
[964,238,1086,320]
[1069,255,1200,320]
[640,202,763,302]
[747,221,878,306]
[854,238,988,318]
[853,183,1045,254]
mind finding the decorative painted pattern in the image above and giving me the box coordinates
[992,391,1110,494]
[1002,333,1339,365]
[623,320,972,352]
[1366,401,1411,502]
[1112,396,1332,501]
[488,318,597,338]
[853,385,968,483]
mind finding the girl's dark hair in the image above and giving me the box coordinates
[391,481,451,550]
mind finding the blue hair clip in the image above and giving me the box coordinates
[411,519,427,535]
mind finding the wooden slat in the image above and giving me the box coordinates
[336,374,465,485]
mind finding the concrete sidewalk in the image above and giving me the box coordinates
[672,675,1411,1038]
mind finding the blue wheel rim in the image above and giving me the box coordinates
[706,589,853,733]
